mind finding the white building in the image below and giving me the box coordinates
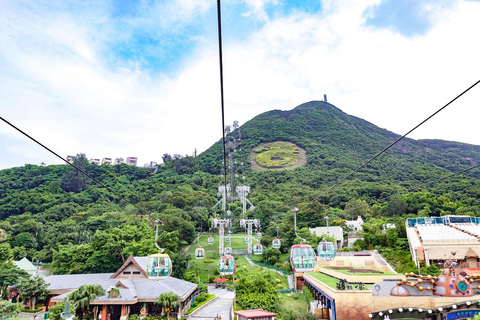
[346,216,364,232]
[309,226,344,249]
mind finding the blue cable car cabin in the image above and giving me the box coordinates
[253,243,263,255]
[146,253,172,279]
[289,244,316,272]
[195,248,205,260]
[224,246,232,255]
[272,238,281,249]
[207,237,214,244]
[317,241,335,261]
[218,255,235,275]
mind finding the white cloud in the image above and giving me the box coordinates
[1,0,480,170]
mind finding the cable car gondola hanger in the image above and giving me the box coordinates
[147,220,173,279]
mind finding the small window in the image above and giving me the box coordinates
[123,271,131,275]
[132,271,141,275]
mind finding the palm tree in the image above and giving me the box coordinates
[155,292,180,319]
[68,284,105,319]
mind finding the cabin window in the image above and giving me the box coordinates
[132,271,141,275]
[123,271,131,275]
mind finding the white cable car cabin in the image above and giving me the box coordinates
[289,244,316,273]
[256,231,262,238]
[146,253,172,279]
[272,238,281,249]
[244,237,250,243]
[317,241,335,261]
[218,255,235,275]
[224,246,232,255]
[226,236,231,243]
[253,243,263,255]
[207,237,214,245]
[195,248,205,260]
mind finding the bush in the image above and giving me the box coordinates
[204,258,214,263]
[20,307,43,313]
[208,275,216,283]
[0,300,21,318]
[128,314,139,320]
[196,296,206,303]
[342,247,351,252]
[193,301,199,308]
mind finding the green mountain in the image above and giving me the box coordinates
[1,100,480,275]
[198,100,480,207]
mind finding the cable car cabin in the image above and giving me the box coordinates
[317,241,335,261]
[289,244,316,273]
[195,248,205,260]
[244,237,250,243]
[224,246,232,255]
[207,237,214,245]
[256,232,262,238]
[226,236,231,243]
[218,255,235,275]
[253,243,263,255]
[147,253,172,279]
[272,238,281,249]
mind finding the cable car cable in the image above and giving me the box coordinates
[295,161,480,228]
[217,0,228,191]
[0,116,113,192]
[297,79,480,212]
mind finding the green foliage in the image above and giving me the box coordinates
[68,284,105,319]
[155,292,180,318]
[0,262,29,298]
[262,247,281,265]
[17,275,50,310]
[48,302,77,320]
[302,285,314,303]
[0,300,21,318]
[235,268,280,313]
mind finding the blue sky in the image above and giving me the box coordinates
[1,0,480,169]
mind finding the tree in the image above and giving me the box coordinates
[0,300,21,318]
[17,275,50,310]
[0,263,29,298]
[155,291,180,318]
[262,247,281,265]
[60,155,89,193]
[235,268,280,313]
[68,284,105,319]
[48,301,77,320]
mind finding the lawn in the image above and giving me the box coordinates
[307,272,372,290]
[325,267,397,276]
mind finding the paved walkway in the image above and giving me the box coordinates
[187,286,235,320]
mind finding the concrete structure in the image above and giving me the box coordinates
[346,216,364,232]
[126,157,137,166]
[90,158,101,165]
[406,216,480,269]
[114,158,124,165]
[101,158,113,165]
[46,255,198,320]
[309,226,344,249]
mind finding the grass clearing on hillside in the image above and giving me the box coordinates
[252,141,306,169]
[280,293,308,314]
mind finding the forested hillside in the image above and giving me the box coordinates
[1,100,480,276]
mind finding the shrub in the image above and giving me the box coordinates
[196,296,206,303]
[342,247,351,252]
